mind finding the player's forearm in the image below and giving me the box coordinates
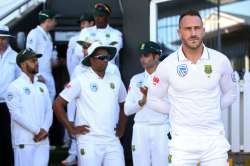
[53,97,73,132]
[124,101,141,116]
[146,97,170,114]
[221,87,237,110]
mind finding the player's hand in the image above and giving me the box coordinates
[37,75,46,83]
[69,125,90,136]
[138,86,148,107]
[33,128,48,142]
[140,86,148,96]
[115,126,125,138]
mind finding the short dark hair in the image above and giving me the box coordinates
[179,10,202,27]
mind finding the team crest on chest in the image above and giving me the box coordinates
[110,82,115,89]
[39,87,44,93]
[90,83,98,92]
[90,32,96,37]
[204,64,212,75]
[177,64,188,77]
[136,80,143,88]
[106,33,110,38]
[23,87,31,95]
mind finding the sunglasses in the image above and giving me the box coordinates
[94,55,111,61]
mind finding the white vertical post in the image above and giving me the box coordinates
[243,71,250,152]
[149,1,158,42]
[230,72,240,152]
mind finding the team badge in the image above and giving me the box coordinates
[168,154,172,163]
[24,87,31,95]
[140,43,145,50]
[28,38,33,44]
[90,32,96,37]
[106,33,110,38]
[132,145,136,152]
[42,35,47,41]
[204,64,212,74]
[39,87,44,93]
[7,93,13,101]
[231,72,237,82]
[136,80,143,88]
[80,148,85,155]
[19,144,25,149]
[177,64,188,77]
[110,82,115,89]
[90,83,98,92]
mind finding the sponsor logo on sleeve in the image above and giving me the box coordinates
[231,72,237,82]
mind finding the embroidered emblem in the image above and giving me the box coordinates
[132,145,136,152]
[7,93,13,101]
[110,82,115,89]
[39,87,44,93]
[204,64,212,74]
[90,83,98,92]
[140,43,145,50]
[136,80,143,88]
[152,76,160,85]
[177,64,188,77]
[19,144,25,149]
[80,148,85,155]
[24,87,31,95]
[106,33,110,38]
[90,33,96,37]
[168,154,172,163]
[231,72,237,82]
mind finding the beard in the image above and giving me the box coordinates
[27,65,38,75]
[182,36,203,50]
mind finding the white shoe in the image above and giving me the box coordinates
[61,155,77,166]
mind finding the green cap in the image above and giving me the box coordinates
[138,41,162,55]
[16,48,42,66]
[78,13,94,23]
[38,10,59,23]
[94,3,111,16]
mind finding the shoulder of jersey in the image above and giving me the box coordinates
[206,47,228,61]
[130,72,144,82]
[108,26,122,35]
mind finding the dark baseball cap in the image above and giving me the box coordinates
[38,10,59,23]
[78,13,94,23]
[16,48,42,66]
[94,3,111,16]
[138,41,162,55]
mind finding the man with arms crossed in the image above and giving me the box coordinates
[6,48,53,166]
[53,42,127,166]
[147,10,237,166]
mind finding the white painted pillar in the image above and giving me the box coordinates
[243,71,250,152]
[230,72,240,152]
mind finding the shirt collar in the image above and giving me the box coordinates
[37,25,49,37]
[20,72,33,84]
[95,24,110,30]
[177,44,209,62]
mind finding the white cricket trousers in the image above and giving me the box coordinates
[168,134,230,166]
[14,144,49,166]
[132,123,170,166]
[77,140,125,166]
